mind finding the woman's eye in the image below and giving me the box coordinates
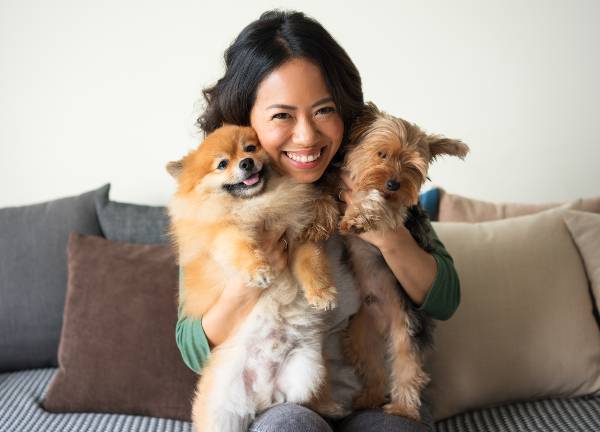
[244,145,257,153]
[316,106,336,116]
[272,112,291,120]
[217,159,228,170]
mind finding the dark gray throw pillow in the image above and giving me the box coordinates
[0,185,108,372]
[95,184,170,245]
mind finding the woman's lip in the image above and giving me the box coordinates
[282,146,326,156]
[283,150,324,169]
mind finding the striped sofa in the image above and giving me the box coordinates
[2,186,599,432]
[2,369,599,432]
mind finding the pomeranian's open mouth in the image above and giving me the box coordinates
[223,168,266,196]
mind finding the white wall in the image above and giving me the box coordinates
[1,0,599,207]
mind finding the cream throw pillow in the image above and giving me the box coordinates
[563,210,600,313]
[426,208,600,421]
[438,189,600,222]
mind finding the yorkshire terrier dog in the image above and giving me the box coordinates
[167,125,341,432]
[339,103,469,421]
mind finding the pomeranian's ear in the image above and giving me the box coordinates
[427,136,470,162]
[166,160,183,179]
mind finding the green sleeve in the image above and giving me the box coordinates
[175,266,211,373]
[416,219,461,321]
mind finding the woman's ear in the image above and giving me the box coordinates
[166,160,183,179]
[427,136,470,161]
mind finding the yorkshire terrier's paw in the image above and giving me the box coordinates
[383,402,421,422]
[352,392,386,411]
[339,215,368,234]
[247,265,274,289]
[306,285,337,311]
[311,399,345,418]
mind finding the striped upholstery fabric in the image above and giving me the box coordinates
[435,395,600,432]
[2,368,599,432]
[0,369,192,432]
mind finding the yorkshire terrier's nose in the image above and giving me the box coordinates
[239,158,255,172]
[386,179,400,191]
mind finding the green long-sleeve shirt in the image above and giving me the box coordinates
[175,219,460,374]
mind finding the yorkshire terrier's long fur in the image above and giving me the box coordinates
[166,125,341,432]
[339,103,469,421]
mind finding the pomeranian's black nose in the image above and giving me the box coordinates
[239,158,254,172]
[386,179,400,191]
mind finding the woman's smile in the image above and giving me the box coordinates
[282,146,326,169]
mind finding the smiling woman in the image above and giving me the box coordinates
[176,9,460,432]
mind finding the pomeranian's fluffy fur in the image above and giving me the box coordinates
[167,125,341,432]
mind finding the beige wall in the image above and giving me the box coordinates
[1,0,598,207]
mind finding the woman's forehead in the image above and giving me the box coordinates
[253,58,331,108]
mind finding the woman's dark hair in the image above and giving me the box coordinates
[197,10,364,150]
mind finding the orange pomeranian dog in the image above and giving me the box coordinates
[166,125,342,432]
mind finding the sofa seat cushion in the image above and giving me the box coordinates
[434,395,600,432]
[1,369,599,432]
[0,369,192,432]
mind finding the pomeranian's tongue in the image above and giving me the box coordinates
[242,173,260,186]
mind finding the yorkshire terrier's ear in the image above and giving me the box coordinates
[427,136,470,161]
[166,160,183,179]
[348,101,382,143]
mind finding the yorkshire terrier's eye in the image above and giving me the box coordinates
[244,145,257,153]
[217,159,229,170]
[377,151,387,159]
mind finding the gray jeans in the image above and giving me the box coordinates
[249,402,434,432]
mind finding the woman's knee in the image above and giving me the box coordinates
[335,406,433,432]
[249,403,333,432]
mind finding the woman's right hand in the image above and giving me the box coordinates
[202,226,289,348]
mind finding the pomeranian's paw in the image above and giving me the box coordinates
[383,402,421,422]
[306,285,337,311]
[247,265,274,289]
[304,196,340,241]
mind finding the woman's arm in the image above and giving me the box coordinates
[339,174,460,321]
[360,220,461,320]
[175,268,260,373]
[175,226,288,373]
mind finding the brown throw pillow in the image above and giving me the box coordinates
[42,233,196,421]
[425,208,600,420]
[438,188,600,222]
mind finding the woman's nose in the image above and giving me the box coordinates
[292,117,318,146]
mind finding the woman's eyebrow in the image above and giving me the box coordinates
[266,97,334,110]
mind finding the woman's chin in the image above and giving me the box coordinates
[281,161,326,183]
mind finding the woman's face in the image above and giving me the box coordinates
[250,58,344,183]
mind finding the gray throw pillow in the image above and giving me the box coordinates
[0,185,107,372]
[95,184,170,245]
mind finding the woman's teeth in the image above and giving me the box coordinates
[285,150,322,163]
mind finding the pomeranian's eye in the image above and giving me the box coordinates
[217,159,228,170]
[244,145,257,153]
[377,151,387,159]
